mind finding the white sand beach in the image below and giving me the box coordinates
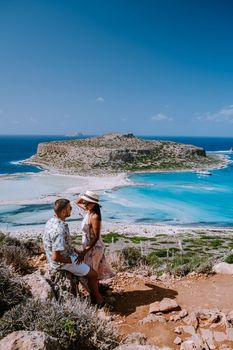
[0,172,130,205]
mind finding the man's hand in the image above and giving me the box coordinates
[76,251,86,264]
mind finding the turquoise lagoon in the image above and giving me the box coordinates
[0,135,233,228]
[103,153,233,226]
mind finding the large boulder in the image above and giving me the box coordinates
[0,331,62,350]
[149,298,178,314]
[213,262,233,274]
[22,271,54,301]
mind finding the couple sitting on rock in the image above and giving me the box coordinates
[43,190,115,307]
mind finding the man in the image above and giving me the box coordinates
[43,198,104,306]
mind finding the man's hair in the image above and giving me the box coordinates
[54,198,70,214]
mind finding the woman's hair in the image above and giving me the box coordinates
[91,203,102,221]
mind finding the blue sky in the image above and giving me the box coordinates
[0,0,233,136]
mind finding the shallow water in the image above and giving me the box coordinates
[102,153,233,227]
[1,135,233,229]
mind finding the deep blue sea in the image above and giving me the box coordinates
[0,135,233,228]
[0,135,92,174]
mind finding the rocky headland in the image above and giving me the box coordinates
[23,133,223,175]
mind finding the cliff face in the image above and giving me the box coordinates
[27,133,217,175]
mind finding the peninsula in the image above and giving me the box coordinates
[24,133,223,175]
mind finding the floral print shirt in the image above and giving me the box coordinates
[43,217,74,269]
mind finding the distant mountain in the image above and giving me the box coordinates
[65,132,83,137]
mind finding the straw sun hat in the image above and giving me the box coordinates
[80,190,100,204]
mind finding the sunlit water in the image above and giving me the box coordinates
[0,135,233,228]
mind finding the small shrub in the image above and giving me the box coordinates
[1,245,32,274]
[224,254,233,264]
[120,246,144,268]
[0,232,43,256]
[209,239,222,248]
[0,263,31,315]
[196,260,214,274]
[0,298,119,349]
[0,232,43,274]
[145,252,161,266]
[106,250,125,272]
[166,253,213,277]
[102,232,121,243]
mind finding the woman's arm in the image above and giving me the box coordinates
[76,197,86,210]
[86,214,101,250]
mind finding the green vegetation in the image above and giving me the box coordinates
[102,232,121,243]
[120,247,145,267]
[224,254,233,264]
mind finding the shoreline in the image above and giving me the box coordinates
[1,151,229,206]
[0,151,232,234]
[21,151,229,176]
[2,220,233,241]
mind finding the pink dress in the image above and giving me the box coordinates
[81,213,115,280]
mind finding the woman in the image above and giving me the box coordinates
[76,190,115,280]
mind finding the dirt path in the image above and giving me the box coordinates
[108,273,233,349]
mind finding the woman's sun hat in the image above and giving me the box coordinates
[80,190,99,204]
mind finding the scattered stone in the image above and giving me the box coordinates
[181,325,196,335]
[180,339,197,350]
[213,262,233,275]
[149,302,160,313]
[174,336,182,345]
[0,331,61,350]
[190,333,208,348]
[139,314,167,324]
[174,326,182,334]
[226,310,233,324]
[149,275,158,282]
[199,328,215,348]
[179,309,189,319]
[124,332,147,345]
[22,271,54,301]
[213,331,227,342]
[226,327,233,341]
[183,313,199,330]
[114,345,172,350]
[149,298,178,314]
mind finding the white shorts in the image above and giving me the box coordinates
[61,255,90,277]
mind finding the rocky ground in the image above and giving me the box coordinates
[106,272,233,349]
[1,229,233,350]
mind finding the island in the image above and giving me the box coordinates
[23,133,224,175]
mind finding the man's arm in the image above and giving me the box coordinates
[52,251,72,264]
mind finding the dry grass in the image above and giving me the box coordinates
[0,232,43,274]
[0,298,120,349]
[0,262,31,316]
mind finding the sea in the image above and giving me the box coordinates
[0,135,233,229]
